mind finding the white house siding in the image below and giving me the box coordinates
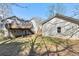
[3,26,9,37]
[0,21,9,37]
[42,17,79,40]
[3,19,15,37]
[31,20,38,33]
[31,18,43,34]
[0,18,16,37]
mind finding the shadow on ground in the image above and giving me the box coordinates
[0,42,23,56]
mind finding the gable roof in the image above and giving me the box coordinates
[3,16,18,20]
[42,14,79,25]
[4,16,33,29]
[1,16,20,22]
[1,16,31,23]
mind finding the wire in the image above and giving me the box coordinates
[11,3,28,9]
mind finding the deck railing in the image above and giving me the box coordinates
[6,22,33,29]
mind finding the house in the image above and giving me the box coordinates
[0,16,5,30]
[31,17,44,35]
[2,16,34,37]
[42,14,79,39]
[0,22,4,30]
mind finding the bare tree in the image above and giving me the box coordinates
[0,3,12,19]
[71,5,79,17]
[48,3,65,18]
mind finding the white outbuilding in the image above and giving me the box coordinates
[42,14,79,39]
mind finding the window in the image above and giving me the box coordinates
[57,27,61,33]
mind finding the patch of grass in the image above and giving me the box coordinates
[0,35,5,41]
[42,36,66,45]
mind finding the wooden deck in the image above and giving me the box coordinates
[5,23,34,37]
[9,28,34,37]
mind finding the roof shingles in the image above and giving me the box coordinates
[42,14,79,25]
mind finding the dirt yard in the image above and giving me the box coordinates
[0,35,79,56]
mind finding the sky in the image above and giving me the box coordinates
[11,3,79,20]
